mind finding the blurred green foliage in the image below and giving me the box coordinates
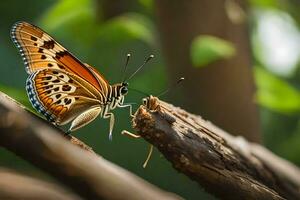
[190,35,236,67]
[255,67,300,114]
[0,0,209,199]
[250,0,300,168]
[138,0,153,11]
[40,0,93,31]
[0,0,300,199]
[249,0,281,8]
[41,0,155,47]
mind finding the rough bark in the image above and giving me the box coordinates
[154,0,261,143]
[0,92,182,200]
[3,93,95,153]
[0,168,82,200]
[132,96,300,200]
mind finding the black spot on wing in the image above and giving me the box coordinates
[41,40,55,49]
[62,85,72,91]
[58,64,65,69]
[55,51,67,59]
[31,36,38,41]
[64,98,72,105]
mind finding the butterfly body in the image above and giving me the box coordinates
[11,21,131,138]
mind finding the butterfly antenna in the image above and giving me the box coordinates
[128,87,150,97]
[122,53,131,82]
[157,77,185,97]
[125,54,154,82]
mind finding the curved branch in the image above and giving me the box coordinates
[132,96,300,200]
[0,168,81,200]
[0,92,181,200]
[2,93,94,153]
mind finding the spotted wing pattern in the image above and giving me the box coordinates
[26,68,101,125]
[11,21,109,93]
[10,21,110,126]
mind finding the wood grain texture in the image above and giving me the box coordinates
[132,96,300,200]
[0,92,181,200]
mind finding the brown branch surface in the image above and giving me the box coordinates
[2,92,94,153]
[0,92,182,200]
[133,96,300,200]
[0,168,82,200]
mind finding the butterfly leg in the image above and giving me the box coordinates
[103,111,115,141]
[118,103,134,117]
[121,130,153,168]
[121,130,141,138]
[143,145,153,168]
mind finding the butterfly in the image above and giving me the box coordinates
[11,21,136,139]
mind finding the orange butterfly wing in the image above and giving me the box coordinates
[26,68,102,125]
[11,21,108,93]
[11,21,111,126]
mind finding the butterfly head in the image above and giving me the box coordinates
[120,82,129,95]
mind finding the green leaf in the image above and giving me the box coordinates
[138,0,154,11]
[249,0,280,9]
[190,35,236,67]
[254,67,300,114]
[38,0,97,47]
[40,0,155,47]
[96,13,156,47]
[39,0,93,31]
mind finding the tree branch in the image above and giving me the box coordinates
[0,92,182,200]
[0,168,82,200]
[132,96,300,200]
[2,93,95,153]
